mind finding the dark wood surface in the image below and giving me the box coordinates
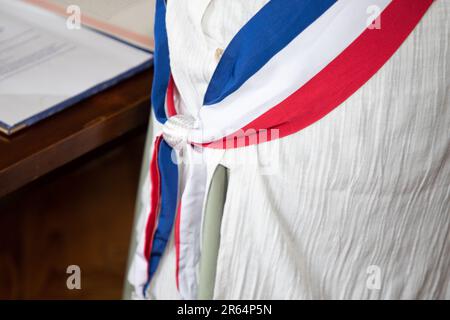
[0,69,153,198]
[0,130,146,299]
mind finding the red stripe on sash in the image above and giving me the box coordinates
[144,135,163,261]
[166,76,177,117]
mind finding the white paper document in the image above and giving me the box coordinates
[0,0,153,134]
[23,0,155,50]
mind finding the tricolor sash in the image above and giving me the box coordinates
[131,0,434,299]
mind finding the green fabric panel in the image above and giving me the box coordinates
[197,165,229,300]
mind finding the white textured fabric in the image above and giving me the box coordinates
[131,0,450,299]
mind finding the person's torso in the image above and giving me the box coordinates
[157,0,450,299]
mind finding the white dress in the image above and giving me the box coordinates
[130,0,450,299]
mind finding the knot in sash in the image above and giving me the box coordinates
[162,115,197,150]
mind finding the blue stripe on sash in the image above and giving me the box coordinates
[144,140,178,295]
[152,0,170,123]
[203,0,337,106]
